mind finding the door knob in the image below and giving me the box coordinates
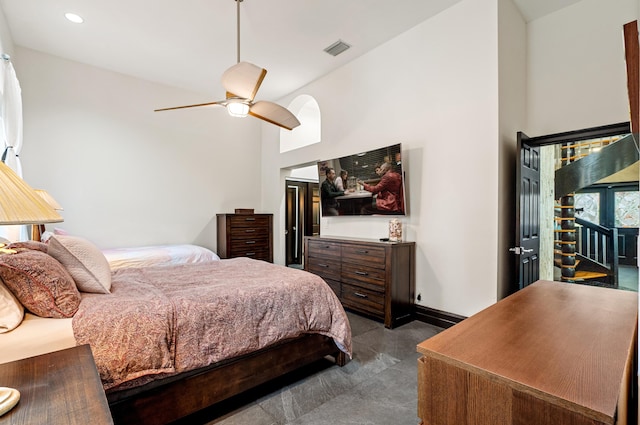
[509,247,533,255]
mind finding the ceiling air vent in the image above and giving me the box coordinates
[324,40,351,57]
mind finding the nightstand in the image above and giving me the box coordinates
[0,344,113,425]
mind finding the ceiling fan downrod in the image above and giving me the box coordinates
[235,0,243,64]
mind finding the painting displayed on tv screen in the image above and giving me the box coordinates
[317,143,405,217]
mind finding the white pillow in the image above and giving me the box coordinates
[0,278,24,333]
[47,235,112,294]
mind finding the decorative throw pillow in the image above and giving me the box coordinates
[0,250,80,318]
[7,241,49,253]
[47,235,112,294]
[0,278,24,332]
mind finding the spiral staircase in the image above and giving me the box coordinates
[554,134,639,287]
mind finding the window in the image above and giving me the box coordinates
[574,192,600,224]
[614,191,639,228]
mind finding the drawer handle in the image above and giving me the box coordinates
[355,271,368,276]
[245,241,256,244]
[318,263,329,268]
[246,252,256,256]
[354,292,368,299]
[245,218,256,221]
[245,229,256,233]
[356,250,369,254]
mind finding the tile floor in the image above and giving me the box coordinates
[172,313,443,425]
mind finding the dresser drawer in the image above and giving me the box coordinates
[229,226,270,239]
[307,259,341,281]
[341,263,385,290]
[307,240,342,260]
[230,237,269,252]
[233,248,270,261]
[341,283,384,316]
[229,216,271,229]
[323,278,341,298]
[341,244,386,269]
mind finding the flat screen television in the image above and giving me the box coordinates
[317,143,406,217]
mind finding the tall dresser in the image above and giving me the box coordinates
[304,236,415,328]
[216,213,273,263]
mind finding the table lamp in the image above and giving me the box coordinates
[0,160,63,416]
[32,189,64,241]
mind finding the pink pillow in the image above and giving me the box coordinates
[47,235,111,294]
[7,241,49,253]
[0,250,81,318]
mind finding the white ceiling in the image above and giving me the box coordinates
[0,0,584,102]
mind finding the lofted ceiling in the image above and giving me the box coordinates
[0,0,584,101]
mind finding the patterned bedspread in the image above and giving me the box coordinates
[72,258,352,391]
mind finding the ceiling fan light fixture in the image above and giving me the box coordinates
[227,101,250,117]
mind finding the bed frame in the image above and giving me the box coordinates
[107,333,347,424]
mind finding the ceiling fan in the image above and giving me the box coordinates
[154,0,301,131]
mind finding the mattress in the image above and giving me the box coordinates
[0,313,75,364]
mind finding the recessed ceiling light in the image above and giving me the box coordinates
[64,12,84,24]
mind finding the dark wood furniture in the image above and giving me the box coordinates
[304,236,415,328]
[0,345,113,425]
[216,213,273,262]
[108,334,346,425]
[417,280,638,425]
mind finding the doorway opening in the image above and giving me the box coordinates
[517,122,638,291]
[285,165,320,269]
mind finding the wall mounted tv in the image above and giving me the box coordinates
[317,143,405,217]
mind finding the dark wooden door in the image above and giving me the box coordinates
[515,132,541,290]
[285,181,306,266]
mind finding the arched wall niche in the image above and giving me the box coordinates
[279,94,321,153]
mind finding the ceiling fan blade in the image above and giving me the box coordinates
[221,62,267,101]
[154,101,224,112]
[249,101,301,131]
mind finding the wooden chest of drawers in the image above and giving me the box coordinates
[217,213,273,262]
[304,236,415,328]
[416,280,638,425]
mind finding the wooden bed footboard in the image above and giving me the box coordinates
[108,334,347,425]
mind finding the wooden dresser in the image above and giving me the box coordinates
[304,236,415,328]
[416,280,638,425]
[217,213,273,263]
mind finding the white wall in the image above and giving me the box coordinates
[262,0,501,317]
[15,47,262,251]
[527,0,637,135]
[497,0,527,298]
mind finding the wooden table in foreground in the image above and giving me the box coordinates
[0,345,113,425]
[417,280,638,425]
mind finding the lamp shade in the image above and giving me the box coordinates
[34,189,63,211]
[0,161,63,225]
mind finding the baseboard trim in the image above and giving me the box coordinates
[414,305,466,329]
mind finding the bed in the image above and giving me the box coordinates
[43,229,222,270]
[0,235,351,424]
[101,243,220,270]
